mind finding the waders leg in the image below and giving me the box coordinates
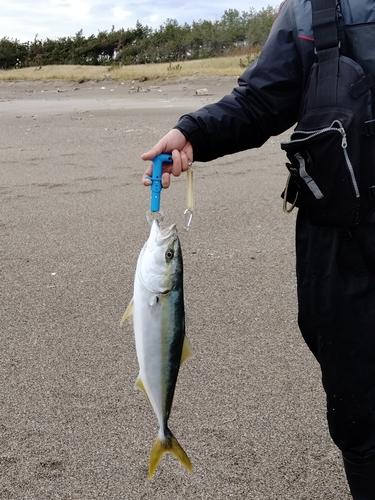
[343,454,375,499]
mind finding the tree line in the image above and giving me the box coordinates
[0,7,277,69]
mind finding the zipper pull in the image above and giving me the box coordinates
[339,127,347,148]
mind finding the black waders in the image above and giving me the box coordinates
[343,454,375,499]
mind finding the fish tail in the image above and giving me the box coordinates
[148,431,192,479]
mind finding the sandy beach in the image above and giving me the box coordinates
[1,76,351,499]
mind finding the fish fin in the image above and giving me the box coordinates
[120,298,134,326]
[148,432,192,480]
[146,296,159,321]
[180,336,194,365]
[134,375,147,394]
[149,295,159,308]
[135,376,151,403]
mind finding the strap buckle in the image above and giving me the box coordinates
[364,120,375,136]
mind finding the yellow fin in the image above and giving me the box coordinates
[180,336,194,365]
[134,375,146,394]
[148,433,192,480]
[120,298,134,326]
[135,376,151,403]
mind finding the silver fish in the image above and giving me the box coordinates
[121,220,193,479]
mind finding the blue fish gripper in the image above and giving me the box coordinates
[149,154,172,212]
[146,154,173,225]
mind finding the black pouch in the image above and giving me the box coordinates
[281,111,361,226]
[281,55,375,227]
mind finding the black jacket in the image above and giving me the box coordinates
[175,0,375,162]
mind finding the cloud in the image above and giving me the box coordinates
[49,0,92,20]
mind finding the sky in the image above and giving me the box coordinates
[0,0,279,43]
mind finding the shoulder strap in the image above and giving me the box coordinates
[311,0,340,107]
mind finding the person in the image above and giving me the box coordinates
[141,1,375,498]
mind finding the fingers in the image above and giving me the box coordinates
[142,163,153,186]
[141,129,194,188]
[142,163,172,188]
[162,172,171,189]
[142,170,171,188]
[142,151,189,188]
[171,150,183,178]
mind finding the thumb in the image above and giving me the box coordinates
[141,140,167,162]
[141,129,187,161]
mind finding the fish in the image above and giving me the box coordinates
[121,219,193,479]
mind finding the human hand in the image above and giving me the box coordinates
[141,129,193,188]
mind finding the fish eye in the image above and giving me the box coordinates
[165,250,174,260]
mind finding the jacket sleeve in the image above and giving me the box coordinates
[175,0,306,162]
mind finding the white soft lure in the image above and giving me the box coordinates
[121,219,193,479]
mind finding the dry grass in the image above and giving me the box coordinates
[0,53,259,82]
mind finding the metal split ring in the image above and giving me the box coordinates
[146,210,164,226]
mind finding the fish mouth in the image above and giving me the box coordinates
[148,220,177,250]
[157,220,177,239]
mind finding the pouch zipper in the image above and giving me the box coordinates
[289,120,360,198]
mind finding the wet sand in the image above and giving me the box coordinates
[1,77,351,499]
